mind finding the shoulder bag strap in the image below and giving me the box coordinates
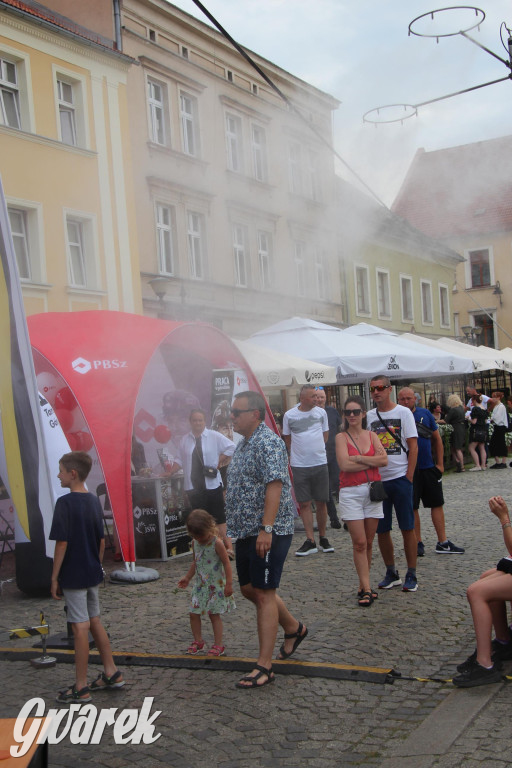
[375,410,409,455]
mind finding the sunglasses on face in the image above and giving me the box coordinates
[370,385,390,393]
[314,386,324,391]
[343,408,362,416]
[230,408,254,417]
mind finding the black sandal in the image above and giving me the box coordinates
[89,670,125,690]
[358,588,378,601]
[235,664,275,689]
[277,621,308,660]
[56,685,92,703]
[358,590,374,607]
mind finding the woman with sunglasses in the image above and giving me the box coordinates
[336,396,388,606]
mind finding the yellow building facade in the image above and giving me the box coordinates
[0,0,141,315]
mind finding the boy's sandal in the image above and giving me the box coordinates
[357,590,374,607]
[235,664,274,689]
[207,644,225,656]
[186,640,205,655]
[358,588,378,600]
[56,685,92,703]
[89,670,125,690]
[277,621,308,660]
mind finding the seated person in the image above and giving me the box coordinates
[453,495,512,687]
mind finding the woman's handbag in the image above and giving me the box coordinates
[369,480,387,502]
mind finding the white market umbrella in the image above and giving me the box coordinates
[250,317,472,383]
[401,333,510,372]
[233,339,336,388]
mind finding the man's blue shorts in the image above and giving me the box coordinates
[235,533,292,590]
[376,475,414,533]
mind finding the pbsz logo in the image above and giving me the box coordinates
[72,357,127,375]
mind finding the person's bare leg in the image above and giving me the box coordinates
[431,506,447,543]
[209,613,223,647]
[189,613,203,643]
[468,442,480,467]
[402,529,418,571]
[347,519,371,593]
[315,500,328,538]
[378,531,395,568]
[414,509,422,543]
[299,501,315,541]
[364,518,378,579]
[478,444,487,467]
[238,585,278,685]
[71,621,90,692]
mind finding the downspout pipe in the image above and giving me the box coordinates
[113,0,122,51]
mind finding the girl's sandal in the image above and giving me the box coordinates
[207,644,225,656]
[186,640,205,655]
[357,590,374,607]
[358,588,378,601]
[90,670,125,690]
[56,685,92,703]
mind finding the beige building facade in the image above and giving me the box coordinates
[0,0,141,316]
[119,0,342,337]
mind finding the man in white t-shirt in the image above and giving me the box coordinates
[283,384,333,556]
[367,375,419,592]
[466,386,490,411]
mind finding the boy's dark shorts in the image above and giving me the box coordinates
[413,466,444,510]
[235,533,293,590]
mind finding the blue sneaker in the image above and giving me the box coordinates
[402,572,418,592]
[378,570,402,589]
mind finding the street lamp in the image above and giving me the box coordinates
[461,325,483,345]
[493,280,504,306]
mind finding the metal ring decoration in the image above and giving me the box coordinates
[363,104,418,125]
[408,6,486,39]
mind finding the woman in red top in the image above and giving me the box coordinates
[336,396,388,606]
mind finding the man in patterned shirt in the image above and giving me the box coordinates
[226,391,308,689]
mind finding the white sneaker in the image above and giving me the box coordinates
[469,466,481,472]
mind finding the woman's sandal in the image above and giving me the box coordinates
[235,664,274,689]
[207,644,225,656]
[358,588,378,601]
[89,670,125,690]
[277,621,308,660]
[56,685,92,703]
[186,640,205,655]
[357,590,374,607]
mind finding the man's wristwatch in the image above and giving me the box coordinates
[259,524,273,534]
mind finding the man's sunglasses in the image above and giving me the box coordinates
[370,385,390,393]
[343,408,362,416]
[314,386,324,391]
[230,408,254,417]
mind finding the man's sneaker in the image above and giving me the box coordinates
[330,516,342,530]
[417,540,425,557]
[453,662,502,688]
[435,540,465,554]
[402,572,418,592]
[378,570,402,589]
[295,539,318,557]
[319,536,334,553]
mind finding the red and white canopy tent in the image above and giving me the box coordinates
[27,311,267,568]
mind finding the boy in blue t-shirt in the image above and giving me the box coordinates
[50,451,125,703]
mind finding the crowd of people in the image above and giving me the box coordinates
[49,379,512,700]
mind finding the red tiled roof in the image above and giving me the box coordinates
[0,0,116,51]
[391,135,512,238]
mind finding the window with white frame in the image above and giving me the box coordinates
[468,248,491,288]
[288,142,302,195]
[225,113,243,172]
[376,269,391,318]
[305,149,321,201]
[179,91,199,156]
[257,230,272,289]
[8,207,30,279]
[233,224,248,287]
[355,265,370,315]
[187,211,205,279]
[66,218,88,288]
[0,57,20,128]
[315,251,328,300]
[420,280,433,325]
[57,78,78,145]
[294,241,306,297]
[439,284,450,328]
[156,203,175,276]
[251,124,267,182]
[147,78,167,146]
[400,275,413,323]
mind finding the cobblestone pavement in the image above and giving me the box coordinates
[1,467,512,767]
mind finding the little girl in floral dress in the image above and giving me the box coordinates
[178,508,235,656]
